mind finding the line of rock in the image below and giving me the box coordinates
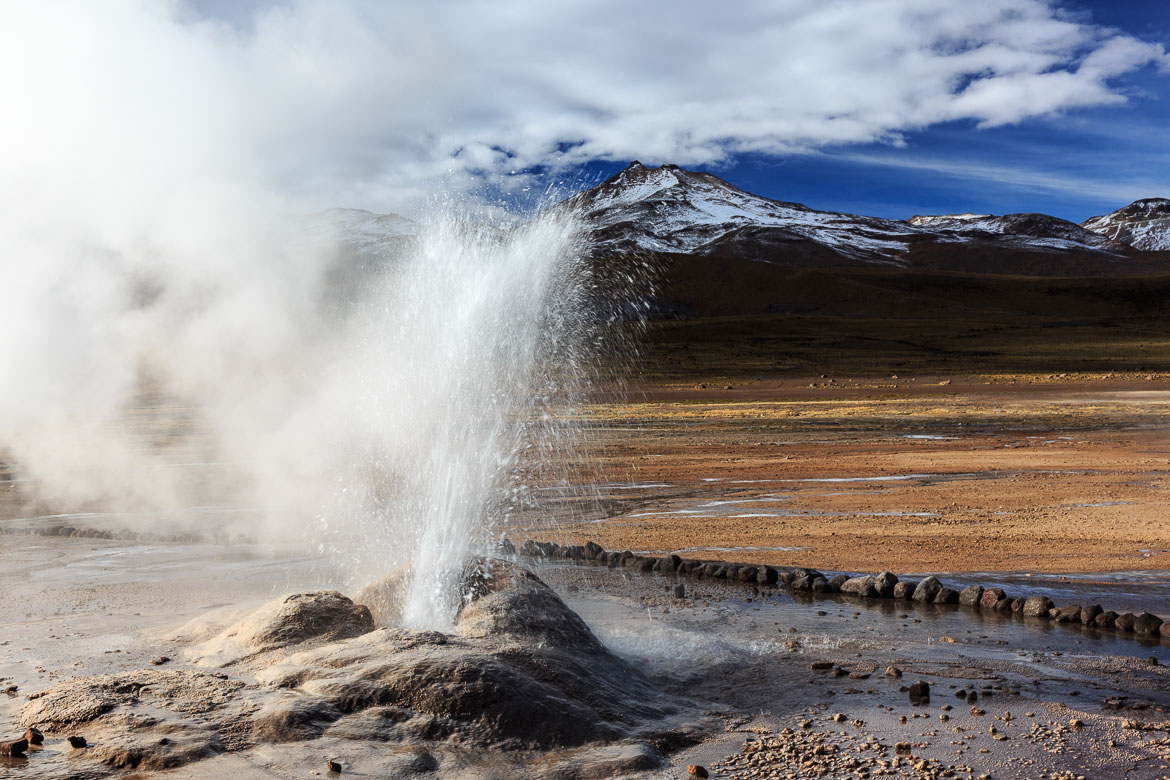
[507,539,1170,642]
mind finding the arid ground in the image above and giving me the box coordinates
[523,311,1170,576]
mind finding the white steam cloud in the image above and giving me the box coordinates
[0,0,1165,571]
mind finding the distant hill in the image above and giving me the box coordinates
[1082,198,1170,251]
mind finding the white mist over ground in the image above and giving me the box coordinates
[0,2,627,630]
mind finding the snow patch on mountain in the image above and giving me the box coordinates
[1082,199,1170,252]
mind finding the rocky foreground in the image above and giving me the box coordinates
[12,559,702,777]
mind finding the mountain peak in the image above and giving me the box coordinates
[1082,198,1170,251]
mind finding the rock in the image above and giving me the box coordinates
[895,741,912,755]
[892,581,916,600]
[688,765,710,779]
[1081,605,1102,625]
[995,597,1013,612]
[810,661,834,670]
[912,577,943,602]
[636,557,656,573]
[909,681,930,705]
[874,572,899,597]
[496,538,516,556]
[810,577,829,593]
[1011,598,1025,612]
[221,591,375,650]
[979,588,1006,609]
[67,735,87,748]
[0,738,28,756]
[1159,622,1170,639]
[152,656,171,666]
[827,574,850,592]
[1022,595,1055,618]
[673,584,686,599]
[327,758,342,772]
[1115,613,1137,632]
[736,566,758,583]
[958,585,984,606]
[885,666,902,678]
[660,554,682,573]
[832,713,847,723]
[967,691,978,704]
[1134,613,1164,636]
[1095,611,1118,629]
[840,576,877,597]
[933,588,958,605]
[1069,719,1084,730]
[1056,605,1082,624]
[584,541,604,561]
[791,575,812,591]
[23,726,42,745]
[756,566,778,586]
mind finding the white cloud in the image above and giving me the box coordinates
[2,0,1164,215]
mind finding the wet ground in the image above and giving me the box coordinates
[5,537,1170,778]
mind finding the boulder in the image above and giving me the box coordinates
[1159,622,1170,639]
[912,577,943,603]
[908,681,930,705]
[1010,598,1025,613]
[892,581,916,600]
[1081,605,1102,625]
[1056,605,1082,624]
[874,572,899,597]
[0,738,27,757]
[933,588,959,605]
[1021,596,1054,618]
[810,577,829,593]
[827,574,850,592]
[1115,613,1137,632]
[979,588,1006,609]
[1134,613,1164,636]
[737,566,758,583]
[756,566,778,586]
[584,541,604,561]
[1094,611,1118,629]
[791,576,813,591]
[840,576,878,597]
[958,585,984,606]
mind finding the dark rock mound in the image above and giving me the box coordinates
[241,591,374,648]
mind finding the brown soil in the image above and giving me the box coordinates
[527,375,1170,574]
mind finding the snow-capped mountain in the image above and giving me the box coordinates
[559,161,924,263]
[908,212,1122,253]
[562,162,1130,266]
[1081,198,1170,251]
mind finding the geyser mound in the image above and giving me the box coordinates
[22,560,689,777]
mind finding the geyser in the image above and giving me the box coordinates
[322,209,603,629]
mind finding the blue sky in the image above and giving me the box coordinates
[566,1,1170,223]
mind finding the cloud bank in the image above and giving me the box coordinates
[3,0,1164,214]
